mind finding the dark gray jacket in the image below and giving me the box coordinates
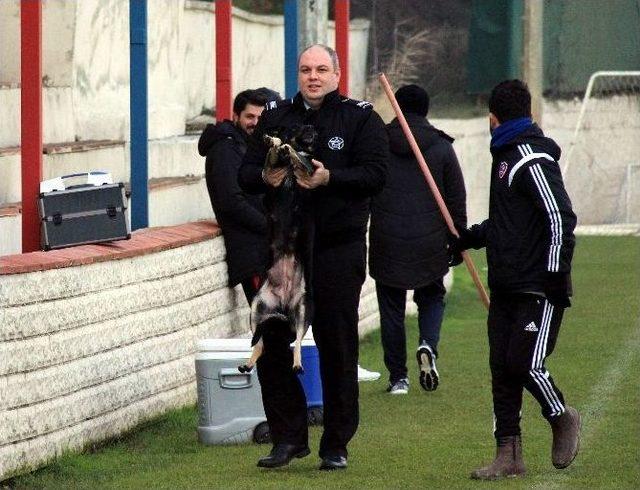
[369,114,467,289]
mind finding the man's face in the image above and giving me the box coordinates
[298,46,340,108]
[234,103,264,135]
[489,112,500,133]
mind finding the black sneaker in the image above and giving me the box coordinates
[417,343,439,391]
[386,378,409,395]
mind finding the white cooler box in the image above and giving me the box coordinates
[196,338,268,445]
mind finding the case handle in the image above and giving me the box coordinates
[40,171,113,193]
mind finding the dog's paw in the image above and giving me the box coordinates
[292,365,304,375]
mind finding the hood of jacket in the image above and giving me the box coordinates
[490,123,561,161]
[197,119,246,156]
[386,114,454,158]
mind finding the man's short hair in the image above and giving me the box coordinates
[489,79,531,122]
[232,88,281,115]
[297,44,340,72]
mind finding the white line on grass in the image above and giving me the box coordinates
[530,313,640,489]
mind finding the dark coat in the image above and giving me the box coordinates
[239,90,388,247]
[198,120,269,287]
[369,114,467,289]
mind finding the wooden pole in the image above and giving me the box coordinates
[21,0,43,252]
[284,0,299,98]
[129,0,149,230]
[335,0,349,96]
[379,73,490,309]
[215,0,232,121]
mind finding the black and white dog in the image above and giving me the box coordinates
[239,125,316,374]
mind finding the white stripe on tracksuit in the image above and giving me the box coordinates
[513,144,563,272]
[509,145,555,186]
[529,300,565,416]
[529,163,563,272]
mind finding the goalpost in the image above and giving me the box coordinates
[561,71,640,225]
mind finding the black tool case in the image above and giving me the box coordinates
[38,180,130,251]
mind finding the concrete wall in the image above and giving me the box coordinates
[543,96,640,224]
[0,0,370,145]
[183,2,370,118]
[430,95,640,226]
[0,225,396,480]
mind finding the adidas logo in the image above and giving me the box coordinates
[524,322,539,332]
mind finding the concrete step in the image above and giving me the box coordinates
[0,212,20,256]
[0,134,205,202]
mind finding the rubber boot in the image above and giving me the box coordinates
[550,405,581,469]
[470,435,526,480]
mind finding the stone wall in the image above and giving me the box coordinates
[0,221,389,480]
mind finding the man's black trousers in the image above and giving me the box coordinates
[488,293,567,439]
[256,240,365,458]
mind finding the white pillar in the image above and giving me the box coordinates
[297,0,328,50]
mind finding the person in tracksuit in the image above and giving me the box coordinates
[239,44,388,471]
[451,80,581,480]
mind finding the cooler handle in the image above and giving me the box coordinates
[219,368,253,389]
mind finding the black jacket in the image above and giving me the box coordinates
[198,120,269,287]
[238,90,388,246]
[467,125,577,294]
[369,115,467,289]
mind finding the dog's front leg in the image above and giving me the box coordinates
[239,337,264,373]
[292,326,304,374]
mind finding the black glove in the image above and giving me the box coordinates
[543,272,572,308]
[457,227,478,250]
[447,233,464,267]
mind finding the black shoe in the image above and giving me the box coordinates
[257,443,310,468]
[319,455,348,470]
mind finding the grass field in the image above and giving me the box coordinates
[8,236,640,489]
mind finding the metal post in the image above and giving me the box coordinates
[334,0,349,96]
[21,0,43,252]
[284,0,299,98]
[215,0,232,121]
[523,0,543,124]
[130,0,149,230]
[506,0,524,80]
[298,0,328,49]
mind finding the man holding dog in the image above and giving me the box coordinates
[239,44,388,470]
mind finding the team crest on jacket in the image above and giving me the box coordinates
[498,161,508,179]
[328,136,345,150]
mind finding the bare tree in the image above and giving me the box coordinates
[365,19,439,101]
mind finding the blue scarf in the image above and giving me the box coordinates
[490,117,533,149]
